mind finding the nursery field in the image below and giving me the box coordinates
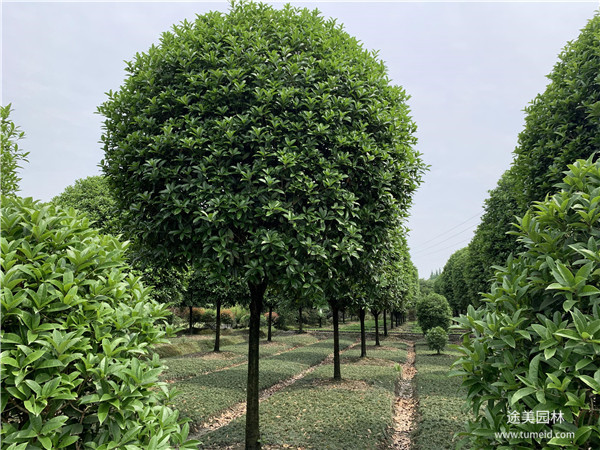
[156,327,466,449]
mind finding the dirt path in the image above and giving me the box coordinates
[190,339,360,440]
[390,341,417,449]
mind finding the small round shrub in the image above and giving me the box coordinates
[0,197,196,448]
[426,326,448,354]
[416,292,452,333]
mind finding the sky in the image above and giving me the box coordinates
[2,0,599,278]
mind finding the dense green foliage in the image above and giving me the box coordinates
[0,197,196,449]
[51,176,119,235]
[425,326,448,354]
[454,157,600,448]
[51,176,187,305]
[1,104,29,196]
[438,247,470,315]
[461,13,600,301]
[98,2,423,288]
[416,292,451,333]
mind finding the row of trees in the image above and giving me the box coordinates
[451,12,600,448]
[437,13,600,312]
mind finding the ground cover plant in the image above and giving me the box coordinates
[160,333,321,381]
[170,336,355,427]
[154,331,247,358]
[202,337,407,448]
[413,341,469,450]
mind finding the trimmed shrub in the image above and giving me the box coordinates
[425,326,448,354]
[416,292,452,333]
[220,309,235,326]
[0,197,196,448]
[453,157,600,448]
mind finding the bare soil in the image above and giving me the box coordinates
[390,341,417,449]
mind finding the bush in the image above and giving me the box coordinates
[425,326,448,354]
[220,309,235,326]
[453,157,600,448]
[416,293,452,333]
[0,197,196,449]
[230,304,249,328]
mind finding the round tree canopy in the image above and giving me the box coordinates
[99,1,423,290]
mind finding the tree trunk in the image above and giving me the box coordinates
[373,310,380,346]
[359,307,366,358]
[383,308,388,337]
[319,315,322,328]
[214,299,222,352]
[389,309,394,329]
[298,306,303,333]
[342,310,345,324]
[330,301,341,381]
[267,304,273,342]
[189,305,193,334]
[246,281,267,450]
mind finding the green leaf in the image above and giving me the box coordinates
[98,403,110,424]
[510,387,536,406]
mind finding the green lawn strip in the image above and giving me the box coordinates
[412,341,470,450]
[160,333,321,381]
[342,337,407,365]
[153,334,232,358]
[203,341,405,448]
[171,336,355,426]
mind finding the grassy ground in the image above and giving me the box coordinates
[202,337,408,448]
[412,340,470,450]
[168,336,355,426]
[159,333,320,381]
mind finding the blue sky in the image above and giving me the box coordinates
[2,1,599,277]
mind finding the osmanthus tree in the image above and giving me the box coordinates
[453,157,600,448]
[439,247,470,316]
[0,197,197,449]
[98,2,424,448]
[0,104,29,197]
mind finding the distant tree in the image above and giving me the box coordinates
[464,169,523,302]
[184,271,248,351]
[439,247,470,315]
[52,176,120,235]
[416,292,451,333]
[1,104,29,196]
[98,3,423,447]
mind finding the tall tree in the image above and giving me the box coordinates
[98,3,423,447]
